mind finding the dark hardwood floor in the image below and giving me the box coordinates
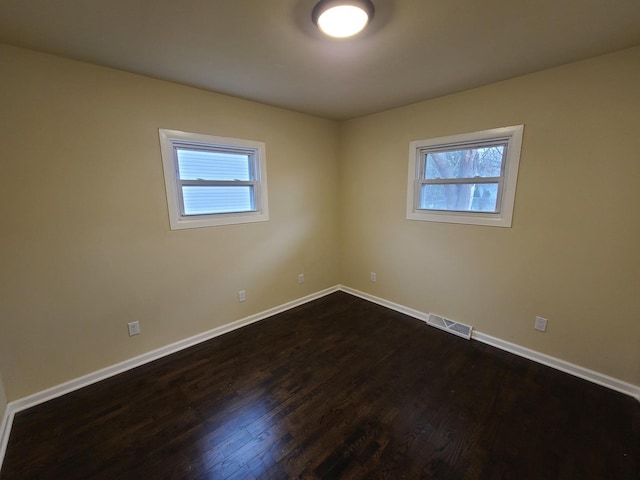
[1,292,638,479]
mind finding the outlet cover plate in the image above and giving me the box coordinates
[128,321,141,336]
[534,316,548,332]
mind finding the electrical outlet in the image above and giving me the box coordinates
[238,290,246,302]
[127,321,141,336]
[534,316,548,332]
[298,273,304,284]
[370,272,377,282]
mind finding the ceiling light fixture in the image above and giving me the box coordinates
[312,0,375,38]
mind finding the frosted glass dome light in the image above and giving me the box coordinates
[312,0,375,38]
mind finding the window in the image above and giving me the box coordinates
[159,129,269,230]
[406,125,523,227]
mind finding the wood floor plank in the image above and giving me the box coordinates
[1,292,638,479]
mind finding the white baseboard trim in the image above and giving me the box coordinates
[339,285,431,322]
[0,285,339,471]
[339,285,640,401]
[2,284,638,471]
[472,331,640,400]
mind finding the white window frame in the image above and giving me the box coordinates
[406,125,524,227]
[159,129,269,230]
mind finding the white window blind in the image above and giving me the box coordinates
[159,130,269,230]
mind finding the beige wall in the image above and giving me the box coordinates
[1,43,638,403]
[0,45,340,400]
[339,46,640,386]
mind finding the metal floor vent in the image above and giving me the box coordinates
[427,314,473,340]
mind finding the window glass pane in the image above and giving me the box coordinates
[182,186,254,215]
[424,144,505,180]
[420,183,499,212]
[177,149,251,181]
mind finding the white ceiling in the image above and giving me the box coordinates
[1,0,639,120]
